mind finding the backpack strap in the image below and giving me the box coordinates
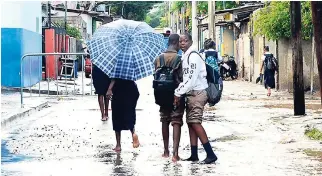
[170,55,181,69]
[159,54,165,67]
[187,51,205,64]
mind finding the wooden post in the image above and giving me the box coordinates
[208,0,214,40]
[290,2,305,115]
[311,2,322,104]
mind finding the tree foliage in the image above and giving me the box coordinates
[253,1,313,40]
[65,24,82,39]
[171,1,238,15]
[102,1,159,21]
[145,2,168,28]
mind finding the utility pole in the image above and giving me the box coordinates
[208,0,214,40]
[48,1,51,28]
[191,1,198,45]
[168,1,171,27]
[290,1,305,115]
[311,1,322,104]
[310,35,315,95]
[65,1,67,31]
[213,1,216,43]
[181,5,185,33]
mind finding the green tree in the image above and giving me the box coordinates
[253,1,312,40]
[145,2,168,28]
[104,1,159,21]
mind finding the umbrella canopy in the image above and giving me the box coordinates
[87,19,165,81]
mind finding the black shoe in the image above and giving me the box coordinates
[182,157,199,162]
[200,155,217,164]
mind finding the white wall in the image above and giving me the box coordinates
[80,14,92,36]
[1,1,42,34]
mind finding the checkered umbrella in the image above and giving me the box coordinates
[87,19,165,81]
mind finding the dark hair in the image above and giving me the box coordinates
[182,32,192,42]
[168,34,180,46]
[204,38,215,50]
[264,46,269,51]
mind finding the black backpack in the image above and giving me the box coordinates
[265,54,277,71]
[188,51,223,106]
[153,54,181,108]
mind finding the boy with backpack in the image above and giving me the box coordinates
[202,39,221,73]
[153,34,184,162]
[260,46,278,96]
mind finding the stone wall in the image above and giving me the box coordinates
[277,38,320,92]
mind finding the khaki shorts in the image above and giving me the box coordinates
[186,89,208,124]
[160,98,185,126]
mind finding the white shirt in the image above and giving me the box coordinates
[262,52,272,61]
[174,45,208,97]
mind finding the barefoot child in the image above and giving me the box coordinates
[153,34,184,162]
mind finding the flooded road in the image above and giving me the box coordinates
[2,78,322,176]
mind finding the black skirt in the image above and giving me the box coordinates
[92,65,111,95]
[264,69,275,89]
[111,79,140,132]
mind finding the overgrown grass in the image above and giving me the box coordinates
[305,128,322,140]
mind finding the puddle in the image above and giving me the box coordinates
[1,141,34,163]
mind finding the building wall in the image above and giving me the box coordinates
[222,26,234,57]
[277,38,320,92]
[1,1,42,87]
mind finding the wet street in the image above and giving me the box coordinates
[2,77,322,176]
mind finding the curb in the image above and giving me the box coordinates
[2,87,60,95]
[1,101,49,127]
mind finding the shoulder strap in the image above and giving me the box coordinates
[170,55,181,68]
[187,51,205,64]
[159,54,165,67]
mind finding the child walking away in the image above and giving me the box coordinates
[153,34,184,162]
[260,46,278,96]
[202,39,220,73]
[174,33,218,164]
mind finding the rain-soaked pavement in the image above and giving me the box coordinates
[2,77,322,176]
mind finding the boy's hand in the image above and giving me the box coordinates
[173,96,180,107]
[106,89,113,100]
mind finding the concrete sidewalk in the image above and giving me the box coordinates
[1,90,49,126]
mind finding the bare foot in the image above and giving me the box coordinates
[101,116,108,121]
[132,133,140,148]
[172,155,180,163]
[113,146,121,152]
[162,151,170,158]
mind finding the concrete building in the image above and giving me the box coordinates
[42,1,113,40]
[1,1,43,87]
[198,3,320,92]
